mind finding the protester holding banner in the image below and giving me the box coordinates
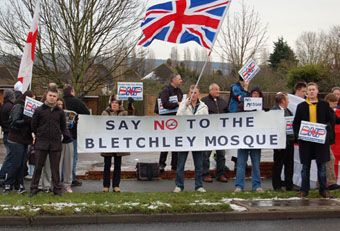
[56,98,74,193]
[293,82,333,198]
[201,83,228,183]
[63,84,90,187]
[271,93,295,191]
[101,95,129,193]
[234,87,264,193]
[2,91,35,194]
[155,73,183,173]
[30,86,68,197]
[0,90,16,184]
[228,77,249,113]
[174,85,208,193]
[324,93,340,190]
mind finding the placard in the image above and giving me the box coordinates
[23,96,43,117]
[244,97,262,111]
[64,110,77,127]
[158,95,179,115]
[298,121,327,144]
[285,116,294,135]
[117,82,143,100]
[238,58,260,81]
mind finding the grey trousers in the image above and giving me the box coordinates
[60,142,74,188]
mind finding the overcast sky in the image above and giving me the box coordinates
[140,0,340,61]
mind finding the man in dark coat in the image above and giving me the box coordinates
[201,83,228,183]
[155,73,183,172]
[30,87,67,197]
[293,82,332,198]
[63,85,90,186]
[0,89,16,181]
[271,93,295,191]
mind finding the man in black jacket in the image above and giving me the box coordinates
[0,90,16,181]
[30,87,68,197]
[156,73,183,172]
[201,83,228,182]
[63,85,90,186]
[271,93,295,191]
[293,82,332,198]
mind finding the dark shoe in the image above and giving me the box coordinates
[29,190,38,198]
[328,184,340,191]
[16,184,26,194]
[2,185,11,195]
[320,191,333,198]
[297,191,307,198]
[217,176,228,182]
[71,180,82,187]
[203,177,213,183]
[159,166,165,173]
[224,166,231,172]
[54,190,63,197]
[274,187,283,192]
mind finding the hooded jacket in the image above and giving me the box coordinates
[0,90,16,135]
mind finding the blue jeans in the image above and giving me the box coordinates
[72,139,78,181]
[235,149,261,191]
[0,135,11,179]
[4,142,28,188]
[301,161,327,195]
[175,151,203,190]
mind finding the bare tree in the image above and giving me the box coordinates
[0,0,143,96]
[183,47,191,70]
[146,49,156,74]
[327,25,340,70]
[217,0,268,74]
[295,31,328,65]
[170,46,179,67]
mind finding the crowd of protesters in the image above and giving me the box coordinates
[0,75,339,198]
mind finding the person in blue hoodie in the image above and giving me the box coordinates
[227,77,249,113]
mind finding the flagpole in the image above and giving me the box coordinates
[191,1,232,96]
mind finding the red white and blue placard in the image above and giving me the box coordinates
[298,120,327,144]
[285,116,294,135]
[23,96,43,117]
[117,82,143,101]
[238,58,260,81]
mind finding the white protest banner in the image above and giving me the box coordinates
[158,95,179,115]
[285,116,294,135]
[287,94,305,116]
[117,82,143,100]
[238,58,260,81]
[243,97,262,111]
[23,96,43,117]
[77,110,286,153]
[298,120,327,144]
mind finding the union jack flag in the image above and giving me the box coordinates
[138,0,231,49]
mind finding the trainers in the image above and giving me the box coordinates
[24,175,32,180]
[113,187,120,192]
[173,186,182,193]
[320,191,333,198]
[234,188,242,193]
[2,185,11,195]
[256,188,264,193]
[102,187,109,192]
[196,187,206,193]
[43,188,52,193]
[16,184,26,194]
[65,187,73,193]
[203,177,213,182]
[71,180,82,187]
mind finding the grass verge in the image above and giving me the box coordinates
[0,189,339,217]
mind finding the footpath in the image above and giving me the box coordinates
[1,146,340,226]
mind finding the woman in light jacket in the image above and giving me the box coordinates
[174,85,208,193]
[101,95,130,192]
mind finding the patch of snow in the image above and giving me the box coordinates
[230,204,248,212]
[30,208,40,212]
[74,208,81,212]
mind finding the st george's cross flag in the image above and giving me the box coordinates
[15,0,41,93]
[138,0,231,49]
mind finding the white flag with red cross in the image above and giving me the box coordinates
[15,0,41,93]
